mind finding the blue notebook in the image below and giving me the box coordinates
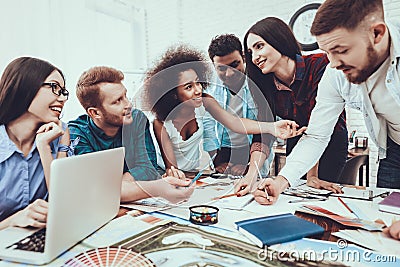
[235,213,324,247]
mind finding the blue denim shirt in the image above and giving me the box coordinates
[203,79,273,174]
[203,79,257,151]
[280,19,400,187]
[0,123,65,222]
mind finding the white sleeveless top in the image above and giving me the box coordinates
[157,106,205,171]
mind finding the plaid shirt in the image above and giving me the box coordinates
[252,53,347,154]
[273,53,346,131]
[68,109,160,181]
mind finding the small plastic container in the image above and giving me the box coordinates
[189,205,219,225]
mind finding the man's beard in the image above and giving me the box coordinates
[100,108,131,128]
[346,44,379,84]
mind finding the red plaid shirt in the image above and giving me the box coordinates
[251,53,347,155]
[274,53,346,130]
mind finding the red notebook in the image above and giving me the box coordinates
[378,192,400,215]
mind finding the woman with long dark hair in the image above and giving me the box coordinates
[236,17,348,199]
[0,57,71,229]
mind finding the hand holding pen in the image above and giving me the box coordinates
[253,175,289,205]
[253,161,270,200]
[235,161,259,196]
[237,160,273,202]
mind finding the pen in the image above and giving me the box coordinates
[189,170,204,186]
[288,198,327,203]
[189,154,217,186]
[254,161,270,201]
[242,196,255,207]
[338,197,360,218]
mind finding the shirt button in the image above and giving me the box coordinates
[387,79,392,83]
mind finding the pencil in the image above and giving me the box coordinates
[338,197,360,218]
[254,161,270,201]
[212,193,236,200]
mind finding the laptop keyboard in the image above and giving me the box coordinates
[7,228,46,253]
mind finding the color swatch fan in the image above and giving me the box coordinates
[63,247,154,267]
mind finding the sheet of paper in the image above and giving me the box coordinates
[270,238,399,267]
[121,197,174,212]
[82,214,166,248]
[292,184,332,195]
[333,229,400,255]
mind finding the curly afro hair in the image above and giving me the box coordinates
[142,44,212,121]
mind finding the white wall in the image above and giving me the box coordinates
[0,0,145,121]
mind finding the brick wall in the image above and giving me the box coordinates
[141,0,400,186]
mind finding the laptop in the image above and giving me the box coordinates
[0,147,125,265]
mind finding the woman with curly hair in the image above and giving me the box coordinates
[143,45,304,176]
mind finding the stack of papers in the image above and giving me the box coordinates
[378,192,400,215]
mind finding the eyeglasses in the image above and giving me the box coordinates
[42,82,69,99]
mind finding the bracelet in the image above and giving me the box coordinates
[57,137,80,156]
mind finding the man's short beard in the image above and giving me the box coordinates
[347,44,379,84]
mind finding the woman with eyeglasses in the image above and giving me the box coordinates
[0,57,71,230]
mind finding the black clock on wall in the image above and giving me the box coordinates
[289,3,321,51]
